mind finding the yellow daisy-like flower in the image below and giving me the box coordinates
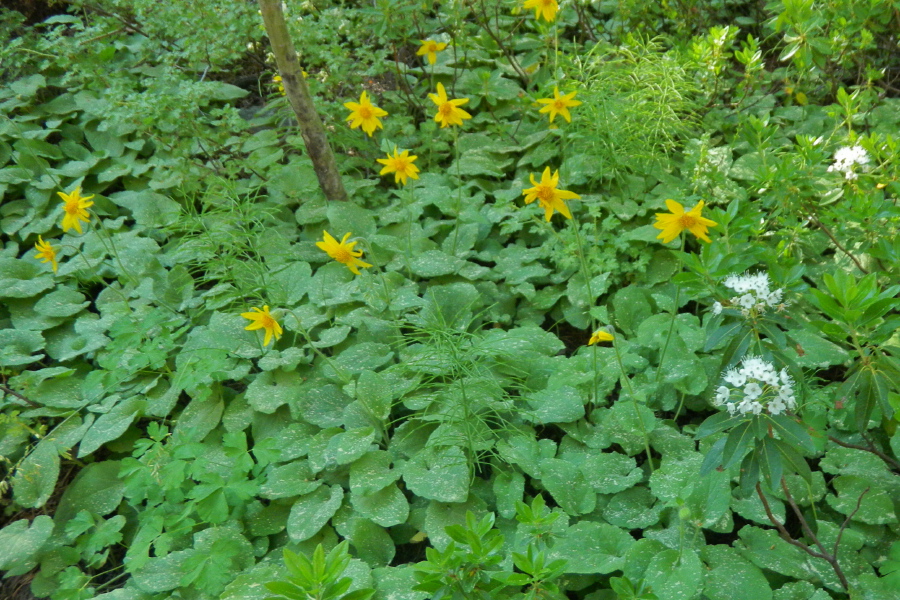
[344,91,388,137]
[653,199,718,244]
[241,305,283,347]
[428,82,472,129]
[417,39,448,65]
[316,231,373,275]
[58,186,94,234]
[522,167,581,221]
[34,236,59,273]
[536,86,582,123]
[377,148,420,186]
[588,330,614,345]
[523,0,558,22]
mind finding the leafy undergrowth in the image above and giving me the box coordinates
[1,1,900,600]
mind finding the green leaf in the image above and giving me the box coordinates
[759,437,783,489]
[702,545,772,600]
[409,250,465,278]
[108,190,181,228]
[696,412,744,438]
[403,446,470,503]
[13,439,60,508]
[549,521,634,574]
[538,457,596,515]
[643,548,702,600]
[261,460,321,499]
[768,414,817,455]
[722,421,754,469]
[324,428,377,465]
[351,483,410,527]
[355,370,392,422]
[825,475,897,525]
[0,257,54,298]
[525,385,585,424]
[246,369,304,414]
[78,398,145,458]
[55,461,125,524]
[0,515,54,575]
[287,485,345,542]
[0,328,44,366]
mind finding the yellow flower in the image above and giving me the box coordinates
[58,186,94,234]
[653,199,718,244]
[417,39,448,65]
[377,148,420,185]
[536,86,582,123]
[522,167,580,221]
[34,236,59,273]
[273,74,285,95]
[316,231,372,275]
[428,82,472,129]
[523,0,558,22]
[588,330,614,345]
[241,305,283,347]
[344,91,388,137]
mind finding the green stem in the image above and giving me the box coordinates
[569,219,599,405]
[286,309,351,384]
[656,235,686,386]
[612,336,655,471]
[450,126,463,255]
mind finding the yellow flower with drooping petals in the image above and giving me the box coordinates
[241,305,283,347]
[522,167,580,221]
[377,148,420,186]
[536,86,582,123]
[428,82,472,129]
[417,39,448,65]
[523,0,558,22]
[588,330,614,345]
[316,231,372,275]
[58,186,94,234]
[34,236,59,273]
[653,199,718,244]
[344,91,388,137]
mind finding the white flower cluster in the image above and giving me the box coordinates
[714,356,797,416]
[721,271,784,316]
[827,145,869,180]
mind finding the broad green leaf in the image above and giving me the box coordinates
[34,288,89,317]
[0,257,55,298]
[0,515,54,575]
[324,427,377,465]
[351,483,409,527]
[538,457,596,515]
[78,398,145,457]
[13,438,60,508]
[603,486,663,529]
[287,485,344,542]
[702,545,772,600]
[581,451,642,494]
[349,451,399,494]
[825,475,897,525]
[403,446,470,503]
[55,461,125,524]
[643,548,702,600]
[246,368,304,414]
[549,521,634,574]
[260,460,321,499]
[0,328,44,366]
[525,385,585,424]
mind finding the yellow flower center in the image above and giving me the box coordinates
[394,158,408,171]
[439,103,455,118]
[64,201,80,215]
[259,313,275,329]
[358,105,373,119]
[333,246,352,263]
[537,185,555,204]
[426,42,437,52]
[554,99,566,110]
[678,214,699,229]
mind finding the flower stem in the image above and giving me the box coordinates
[612,336,655,471]
[450,126,463,256]
[569,219,600,405]
[656,236,686,386]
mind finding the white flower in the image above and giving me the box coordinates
[723,367,746,387]
[723,271,785,317]
[743,382,763,400]
[714,386,730,405]
[712,301,723,316]
[828,145,869,180]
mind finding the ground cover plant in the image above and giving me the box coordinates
[1,0,900,599]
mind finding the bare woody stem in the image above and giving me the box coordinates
[756,480,866,591]
[257,0,347,202]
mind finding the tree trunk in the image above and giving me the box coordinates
[257,0,347,202]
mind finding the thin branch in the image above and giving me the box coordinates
[828,435,900,472]
[834,487,869,557]
[0,384,40,408]
[807,213,869,274]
